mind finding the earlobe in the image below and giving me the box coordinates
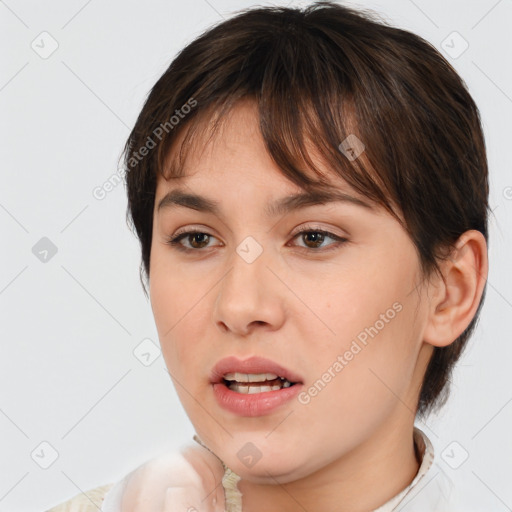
[423,230,488,348]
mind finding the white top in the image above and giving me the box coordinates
[100,427,455,512]
[373,427,454,511]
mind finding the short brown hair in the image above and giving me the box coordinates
[122,1,490,417]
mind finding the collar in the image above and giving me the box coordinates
[194,426,434,512]
[193,434,242,512]
[372,426,435,511]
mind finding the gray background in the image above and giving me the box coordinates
[1,0,511,510]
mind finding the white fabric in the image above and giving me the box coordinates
[102,450,226,512]
[101,427,455,512]
[373,427,454,511]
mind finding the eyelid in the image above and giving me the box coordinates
[290,223,347,239]
[171,222,346,240]
[172,225,216,239]
[166,223,348,253]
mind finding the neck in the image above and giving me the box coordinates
[238,417,420,512]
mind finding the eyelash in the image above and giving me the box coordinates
[165,226,348,254]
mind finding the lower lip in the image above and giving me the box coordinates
[212,382,302,417]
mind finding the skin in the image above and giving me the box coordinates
[148,100,488,511]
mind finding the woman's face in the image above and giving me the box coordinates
[149,101,434,483]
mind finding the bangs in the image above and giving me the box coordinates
[154,43,399,225]
[144,7,401,220]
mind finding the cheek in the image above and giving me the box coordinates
[149,266,192,368]
[150,248,203,334]
[296,300,422,443]
[298,267,398,348]
[300,252,422,393]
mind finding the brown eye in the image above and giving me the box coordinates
[301,231,326,249]
[291,228,347,252]
[187,232,210,249]
[166,230,217,251]
[166,228,347,254]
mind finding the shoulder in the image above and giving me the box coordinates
[45,482,115,512]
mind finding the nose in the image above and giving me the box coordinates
[212,244,286,337]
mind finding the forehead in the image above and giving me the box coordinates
[155,99,398,221]
[159,101,348,187]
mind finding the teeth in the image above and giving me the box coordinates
[227,379,293,394]
[223,372,279,382]
[222,371,295,393]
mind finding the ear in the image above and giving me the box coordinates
[423,230,488,348]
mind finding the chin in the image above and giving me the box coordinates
[224,450,315,484]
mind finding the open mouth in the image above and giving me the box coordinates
[222,372,295,394]
[211,357,303,415]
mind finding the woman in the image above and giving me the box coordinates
[46,1,489,510]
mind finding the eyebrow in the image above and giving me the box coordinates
[156,188,373,217]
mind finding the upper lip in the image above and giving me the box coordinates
[210,356,304,384]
